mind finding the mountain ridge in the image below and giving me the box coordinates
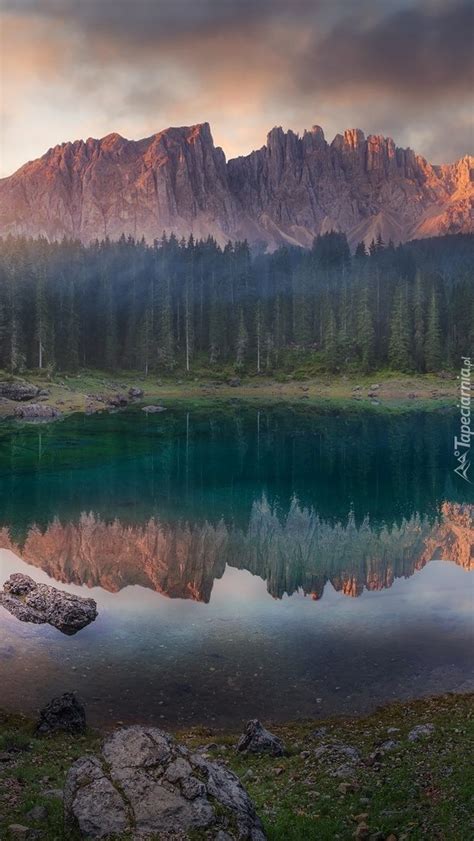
[0,121,472,249]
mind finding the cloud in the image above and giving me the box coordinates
[296,0,474,101]
[0,1,472,176]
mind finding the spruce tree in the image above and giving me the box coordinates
[388,286,412,372]
[424,291,442,371]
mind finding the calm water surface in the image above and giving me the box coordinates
[0,405,472,727]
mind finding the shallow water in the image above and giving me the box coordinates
[0,405,472,727]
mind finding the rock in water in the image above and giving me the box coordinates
[36,693,86,736]
[0,573,97,635]
[142,405,167,413]
[14,404,62,420]
[64,725,266,840]
[236,720,285,757]
[0,382,40,401]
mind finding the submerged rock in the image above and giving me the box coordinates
[14,404,62,420]
[236,720,285,757]
[36,693,86,736]
[64,725,266,840]
[0,573,97,635]
[0,381,40,401]
[142,404,167,413]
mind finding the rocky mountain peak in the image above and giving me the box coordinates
[0,121,472,249]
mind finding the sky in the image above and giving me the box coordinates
[1,0,473,177]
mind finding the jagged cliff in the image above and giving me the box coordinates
[0,122,471,249]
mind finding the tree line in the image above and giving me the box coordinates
[0,232,472,375]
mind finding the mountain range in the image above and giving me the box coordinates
[0,122,472,249]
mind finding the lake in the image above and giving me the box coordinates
[0,404,472,728]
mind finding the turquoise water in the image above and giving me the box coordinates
[0,405,472,727]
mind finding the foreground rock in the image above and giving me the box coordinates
[0,381,40,401]
[14,403,62,420]
[0,573,97,635]
[408,723,435,742]
[36,693,86,736]
[64,725,266,840]
[236,720,285,757]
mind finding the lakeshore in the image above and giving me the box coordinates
[0,693,472,840]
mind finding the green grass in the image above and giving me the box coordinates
[1,694,472,840]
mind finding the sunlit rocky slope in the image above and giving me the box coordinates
[0,122,472,249]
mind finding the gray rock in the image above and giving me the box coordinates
[7,826,31,840]
[64,725,266,840]
[228,378,241,387]
[0,382,40,401]
[408,723,435,742]
[14,404,61,420]
[236,720,284,757]
[142,404,167,413]
[36,693,86,736]
[25,805,47,822]
[128,387,144,399]
[107,393,128,408]
[42,788,63,801]
[0,573,97,635]
[379,740,398,753]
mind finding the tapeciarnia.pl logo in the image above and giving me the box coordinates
[454,356,472,483]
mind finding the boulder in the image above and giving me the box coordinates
[36,693,86,736]
[128,387,144,399]
[0,382,40,401]
[142,405,167,413]
[408,723,435,742]
[64,725,266,840]
[0,573,97,635]
[14,404,61,420]
[108,392,129,408]
[236,720,284,757]
[228,378,241,387]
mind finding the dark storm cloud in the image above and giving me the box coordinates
[1,0,472,174]
[298,0,474,100]
[3,0,319,41]
[6,0,472,97]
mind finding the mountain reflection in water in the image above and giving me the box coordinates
[0,501,471,603]
[0,407,472,726]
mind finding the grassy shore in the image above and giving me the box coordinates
[0,693,472,840]
[0,369,457,419]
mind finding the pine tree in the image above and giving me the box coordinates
[158,274,175,371]
[357,285,375,373]
[255,300,263,373]
[34,264,54,369]
[324,308,338,372]
[424,291,442,372]
[388,286,412,372]
[235,307,248,369]
[413,272,425,371]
